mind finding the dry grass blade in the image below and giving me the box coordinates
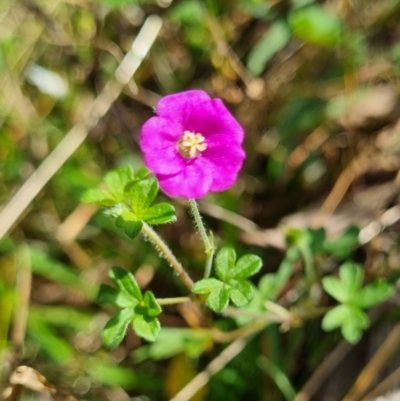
[342,322,400,401]
[0,14,162,242]
[169,336,254,401]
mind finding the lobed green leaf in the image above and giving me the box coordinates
[104,166,134,201]
[215,247,236,281]
[128,179,159,214]
[132,314,160,342]
[109,267,142,302]
[139,203,177,225]
[206,287,230,312]
[322,305,348,331]
[232,254,263,280]
[102,308,134,348]
[341,307,369,344]
[115,212,143,239]
[356,281,394,309]
[339,262,363,295]
[230,280,254,307]
[192,278,224,294]
[322,276,348,303]
[96,284,136,308]
[81,188,116,206]
[143,291,162,317]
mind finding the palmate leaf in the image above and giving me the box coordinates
[100,267,163,345]
[83,166,177,237]
[193,248,262,312]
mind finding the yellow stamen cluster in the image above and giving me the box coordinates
[178,131,207,158]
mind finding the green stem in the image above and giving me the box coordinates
[298,242,315,290]
[156,297,191,305]
[141,223,194,291]
[188,199,215,278]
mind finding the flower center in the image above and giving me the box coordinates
[178,131,207,158]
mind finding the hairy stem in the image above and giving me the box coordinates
[156,297,191,305]
[141,223,194,291]
[189,199,215,278]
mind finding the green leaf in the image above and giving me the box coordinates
[102,308,134,348]
[322,305,348,331]
[109,267,142,301]
[288,5,342,47]
[206,287,230,312]
[143,291,162,317]
[324,226,360,258]
[305,228,326,254]
[259,274,278,300]
[215,247,236,281]
[128,179,159,214]
[230,280,254,307]
[132,314,160,342]
[275,247,299,288]
[135,167,150,180]
[232,254,263,280]
[115,212,143,239]
[192,278,224,294]
[356,281,394,309]
[81,188,116,206]
[104,166,134,200]
[322,276,348,303]
[96,284,136,308]
[140,203,177,225]
[87,361,137,390]
[341,307,369,343]
[339,262,363,295]
[247,20,291,76]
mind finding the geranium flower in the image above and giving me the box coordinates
[140,90,245,199]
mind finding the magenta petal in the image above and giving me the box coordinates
[186,99,244,143]
[144,146,185,175]
[158,158,213,199]
[140,116,182,152]
[203,134,246,191]
[156,90,211,126]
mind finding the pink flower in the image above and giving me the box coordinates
[140,90,246,199]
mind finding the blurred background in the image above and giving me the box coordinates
[1,0,400,400]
